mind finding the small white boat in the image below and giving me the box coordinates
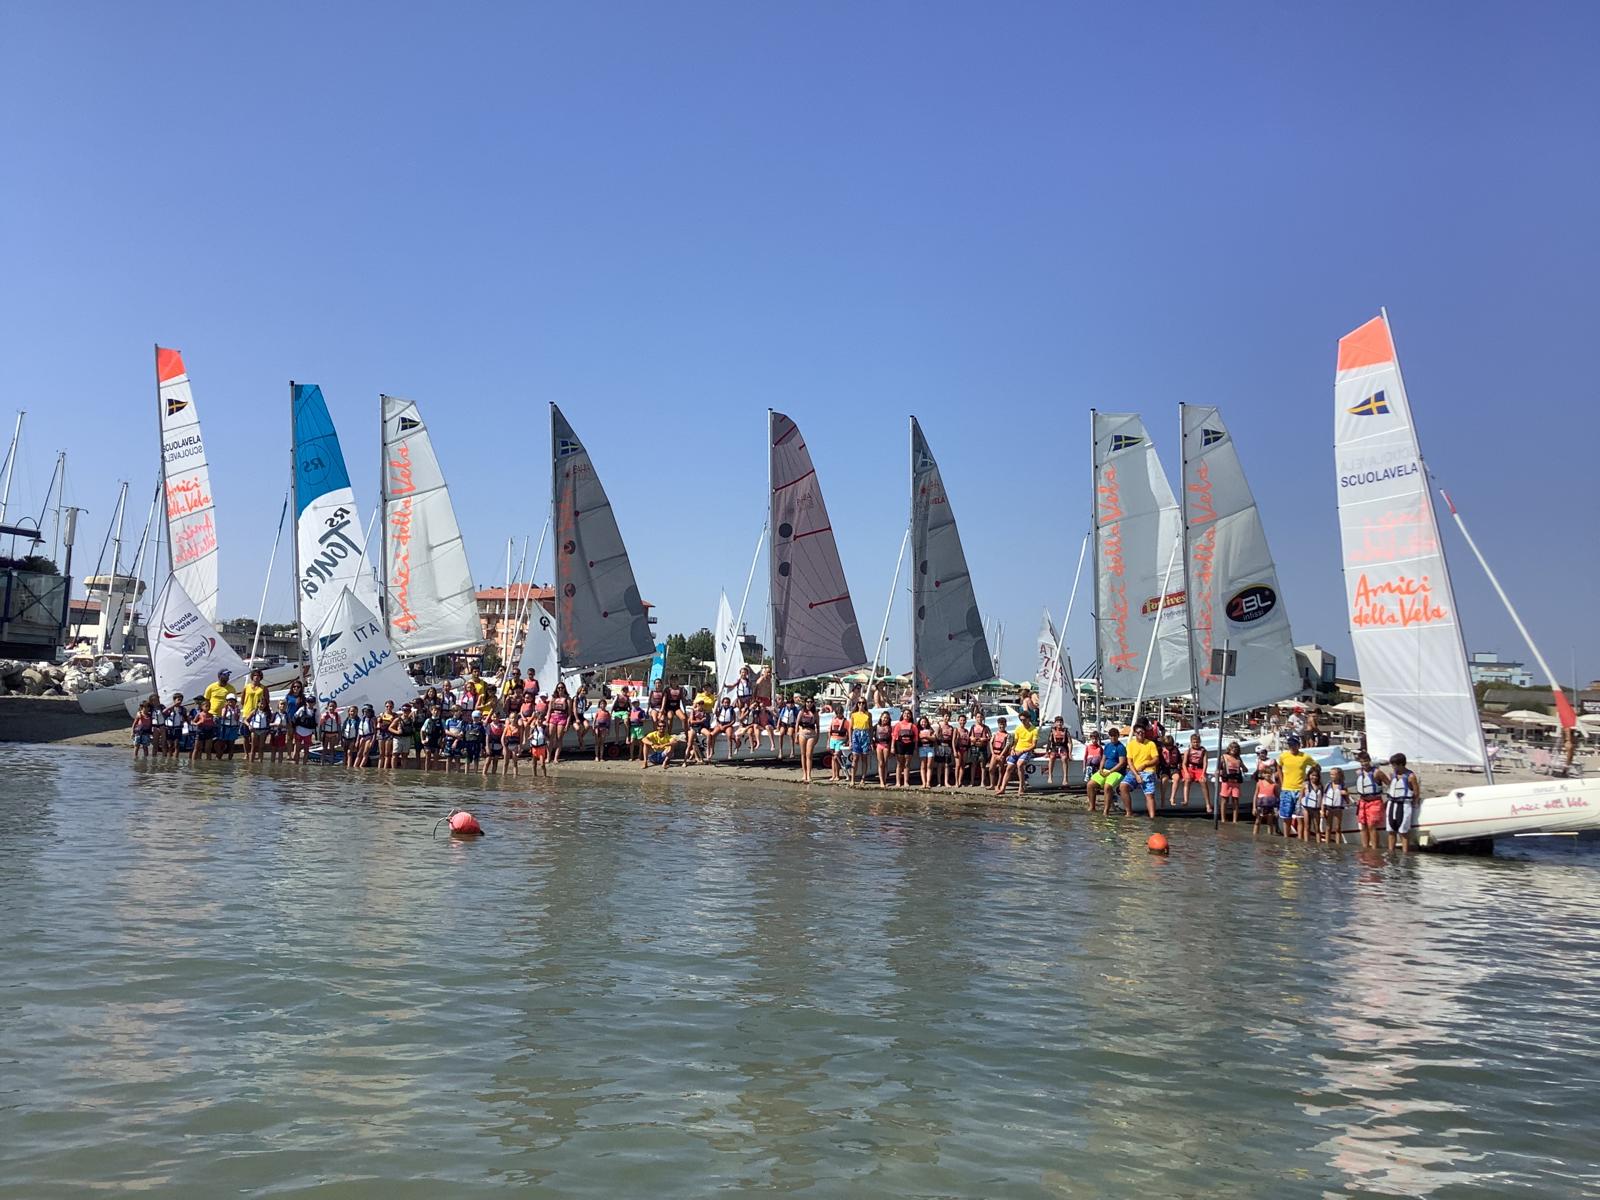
[1414,777,1600,845]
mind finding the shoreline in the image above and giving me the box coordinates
[3,695,1543,832]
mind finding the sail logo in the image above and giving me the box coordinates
[1226,584,1278,624]
[179,636,217,668]
[557,437,583,458]
[1140,590,1187,616]
[1339,459,1419,489]
[162,611,200,638]
[397,415,422,432]
[1110,434,1143,452]
[1348,390,1390,417]
[1201,428,1225,447]
[165,396,189,417]
[319,632,342,651]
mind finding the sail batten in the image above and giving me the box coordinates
[156,347,219,623]
[1333,314,1485,767]
[1180,405,1300,713]
[292,384,380,650]
[380,394,480,660]
[910,417,992,693]
[551,404,653,671]
[1091,412,1189,700]
[769,411,866,683]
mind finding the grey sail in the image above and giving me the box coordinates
[551,404,654,670]
[911,417,993,693]
[769,410,867,682]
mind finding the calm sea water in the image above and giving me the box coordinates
[1,746,1596,1199]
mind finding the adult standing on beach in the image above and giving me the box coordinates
[796,698,819,783]
[891,708,916,788]
[1276,735,1315,838]
[203,668,237,718]
[241,669,269,725]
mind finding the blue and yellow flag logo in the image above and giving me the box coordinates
[397,415,421,432]
[557,437,583,458]
[165,396,188,417]
[1348,390,1390,417]
[1110,434,1142,452]
[1201,428,1225,447]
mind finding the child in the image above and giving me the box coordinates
[1215,741,1245,823]
[190,704,216,764]
[217,698,243,759]
[484,710,504,776]
[1252,759,1279,837]
[591,703,611,760]
[355,705,377,769]
[246,698,270,762]
[444,707,465,770]
[1322,767,1348,845]
[1353,752,1387,850]
[1180,734,1208,810]
[1299,762,1323,841]
[131,702,154,760]
[629,701,647,762]
[342,706,361,769]
[527,713,548,776]
[269,700,289,763]
[1386,753,1421,854]
[463,709,484,772]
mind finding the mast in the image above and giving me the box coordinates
[0,409,22,527]
[1177,402,1202,727]
[155,346,174,570]
[377,393,389,633]
[250,495,289,666]
[907,416,918,719]
[1385,307,1490,775]
[1088,408,1102,726]
[289,382,305,676]
[767,408,778,700]
[98,480,130,653]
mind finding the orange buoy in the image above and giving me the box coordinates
[448,810,484,837]
[1146,832,1169,855]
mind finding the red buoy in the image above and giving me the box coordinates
[1146,833,1169,855]
[448,810,483,837]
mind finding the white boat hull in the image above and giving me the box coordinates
[1412,777,1600,845]
[78,663,305,718]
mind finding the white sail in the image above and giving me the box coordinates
[1035,609,1082,731]
[713,589,741,697]
[380,394,480,659]
[551,404,654,671]
[1334,315,1484,766]
[149,572,246,702]
[156,347,219,623]
[769,410,866,681]
[1180,405,1300,712]
[293,384,380,649]
[910,418,993,693]
[516,592,581,694]
[311,587,413,712]
[1091,412,1189,700]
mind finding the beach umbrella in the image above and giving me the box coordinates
[1501,709,1560,726]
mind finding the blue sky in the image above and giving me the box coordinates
[3,2,1596,685]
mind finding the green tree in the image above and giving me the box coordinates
[684,627,715,662]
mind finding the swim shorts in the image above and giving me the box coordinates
[1090,769,1124,789]
[1123,768,1156,795]
[1183,767,1207,782]
[1006,750,1034,767]
[1358,797,1384,828]
[1386,799,1414,835]
[1278,789,1300,820]
[851,730,871,756]
[1218,781,1240,799]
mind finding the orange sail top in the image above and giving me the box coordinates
[156,346,187,383]
[1336,316,1394,372]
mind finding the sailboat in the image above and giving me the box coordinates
[148,572,247,702]
[1333,312,1598,844]
[1090,412,1189,709]
[82,347,300,716]
[1179,404,1300,718]
[550,403,654,674]
[1035,608,1082,730]
[910,417,992,707]
[769,410,867,695]
[378,394,480,662]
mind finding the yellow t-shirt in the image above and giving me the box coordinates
[695,691,716,713]
[850,710,871,732]
[643,730,674,754]
[1012,723,1039,753]
[1125,736,1158,773]
[203,681,237,717]
[1278,750,1315,792]
[241,683,267,718]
